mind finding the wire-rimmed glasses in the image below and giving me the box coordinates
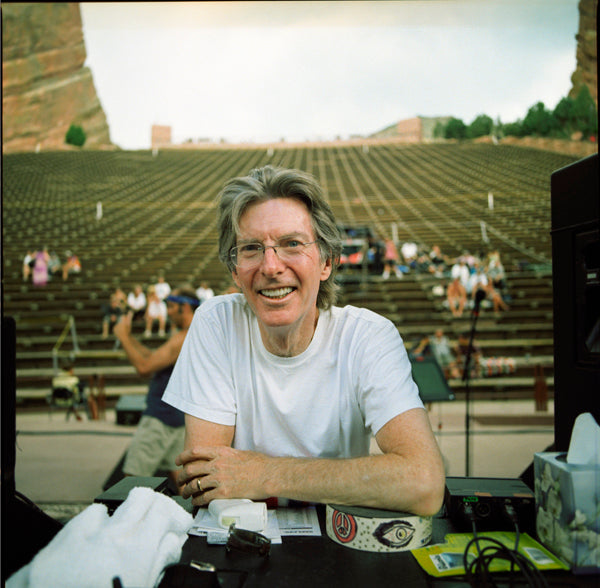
[229,239,318,269]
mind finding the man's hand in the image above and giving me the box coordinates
[175,446,271,506]
[113,314,132,339]
[178,411,445,515]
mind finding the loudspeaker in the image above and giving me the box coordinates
[551,153,600,452]
[2,317,64,581]
[410,356,455,403]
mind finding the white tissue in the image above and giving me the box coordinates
[566,412,600,466]
[7,487,193,588]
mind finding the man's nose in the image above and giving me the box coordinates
[260,246,284,272]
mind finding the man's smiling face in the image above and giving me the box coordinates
[232,197,331,342]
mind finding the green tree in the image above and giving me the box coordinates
[571,85,598,138]
[467,114,494,138]
[433,121,446,139]
[521,102,558,137]
[552,87,598,139]
[501,120,524,137]
[444,118,467,139]
[553,95,575,137]
[65,124,86,147]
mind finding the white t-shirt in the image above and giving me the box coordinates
[154,281,171,300]
[127,291,146,311]
[163,294,423,459]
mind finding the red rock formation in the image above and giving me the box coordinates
[2,3,112,153]
[569,0,598,104]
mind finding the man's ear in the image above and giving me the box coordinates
[320,257,333,282]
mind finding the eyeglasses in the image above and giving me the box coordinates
[226,523,271,557]
[229,239,318,268]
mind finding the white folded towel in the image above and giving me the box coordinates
[8,487,193,588]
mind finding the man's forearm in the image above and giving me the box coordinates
[116,332,152,373]
[262,452,445,517]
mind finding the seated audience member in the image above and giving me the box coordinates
[400,241,418,268]
[428,244,447,277]
[101,287,127,339]
[145,286,167,337]
[461,250,479,271]
[127,284,147,323]
[47,251,62,279]
[163,165,445,516]
[367,236,385,274]
[62,251,82,281]
[114,287,200,490]
[32,247,50,287]
[450,333,481,379]
[484,280,510,313]
[486,250,507,292]
[22,250,35,282]
[51,364,86,421]
[195,281,215,303]
[412,328,458,379]
[446,277,467,317]
[469,265,509,314]
[412,243,434,273]
[467,264,488,297]
[450,258,470,290]
[154,274,171,301]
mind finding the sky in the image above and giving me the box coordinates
[79,0,580,150]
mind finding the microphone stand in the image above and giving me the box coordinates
[463,289,486,477]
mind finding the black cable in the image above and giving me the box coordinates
[461,502,550,588]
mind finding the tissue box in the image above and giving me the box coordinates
[534,452,600,573]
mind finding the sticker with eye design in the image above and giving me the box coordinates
[373,519,416,548]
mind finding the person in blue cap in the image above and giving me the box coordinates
[114,286,200,490]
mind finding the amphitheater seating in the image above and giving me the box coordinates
[2,142,580,404]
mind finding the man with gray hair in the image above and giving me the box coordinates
[163,166,444,515]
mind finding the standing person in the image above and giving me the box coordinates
[163,166,445,515]
[382,238,402,279]
[114,287,200,490]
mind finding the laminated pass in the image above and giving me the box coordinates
[326,504,432,553]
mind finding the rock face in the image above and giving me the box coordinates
[569,0,597,103]
[2,3,112,153]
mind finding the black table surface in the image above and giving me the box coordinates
[180,505,598,588]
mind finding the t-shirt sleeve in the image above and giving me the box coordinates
[162,302,237,426]
[354,317,423,436]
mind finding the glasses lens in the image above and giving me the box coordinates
[232,241,316,267]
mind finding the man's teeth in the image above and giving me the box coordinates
[261,287,293,298]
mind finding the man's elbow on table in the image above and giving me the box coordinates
[410,463,446,517]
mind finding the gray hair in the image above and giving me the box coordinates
[217,165,342,310]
